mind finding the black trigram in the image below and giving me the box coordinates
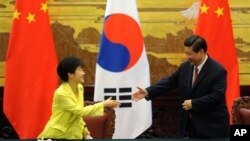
[104,87,132,108]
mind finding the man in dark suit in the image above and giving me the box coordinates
[132,35,229,138]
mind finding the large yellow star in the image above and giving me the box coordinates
[26,13,36,23]
[13,9,21,20]
[41,2,48,13]
[200,3,209,14]
[215,7,224,17]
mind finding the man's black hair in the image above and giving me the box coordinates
[184,35,207,53]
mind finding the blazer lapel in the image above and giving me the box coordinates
[63,83,78,103]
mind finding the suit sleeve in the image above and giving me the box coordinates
[191,69,227,112]
[146,67,180,100]
[54,92,104,117]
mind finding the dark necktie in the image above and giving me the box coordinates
[193,66,198,86]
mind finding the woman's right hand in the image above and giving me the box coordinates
[103,97,120,108]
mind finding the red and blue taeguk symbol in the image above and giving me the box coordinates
[97,13,143,72]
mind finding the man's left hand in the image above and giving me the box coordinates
[182,100,192,110]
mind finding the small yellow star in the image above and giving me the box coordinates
[13,9,21,20]
[41,2,48,13]
[200,3,209,14]
[26,13,36,23]
[215,7,224,17]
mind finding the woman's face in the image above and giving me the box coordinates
[71,66,85,84]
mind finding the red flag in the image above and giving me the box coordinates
[3,0,58,138]
[195,0,240,123]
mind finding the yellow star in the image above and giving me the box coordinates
[200,3,209,14]
[13,9,21,20]
[26,13,36,23]
[215,7,224,17]
[41,2,48,13]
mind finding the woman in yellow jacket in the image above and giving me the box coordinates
[38,56,120,139]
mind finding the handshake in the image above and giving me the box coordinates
[102,87,148,108]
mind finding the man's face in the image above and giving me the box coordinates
[184,47,204,66]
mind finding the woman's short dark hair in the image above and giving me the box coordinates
[57,56,83,82]
[184,35,207,53]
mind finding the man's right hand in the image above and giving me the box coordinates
[132,87,148,102]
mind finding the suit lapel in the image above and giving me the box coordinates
[191,57,211,92]
[192,68,208,89]
[187,64,193,94]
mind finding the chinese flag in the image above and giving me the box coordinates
[3,0,58,138]
[195,0,240,123]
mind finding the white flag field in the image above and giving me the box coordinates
[94,0,152,139]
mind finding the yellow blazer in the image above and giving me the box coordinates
[38,83,104,139]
